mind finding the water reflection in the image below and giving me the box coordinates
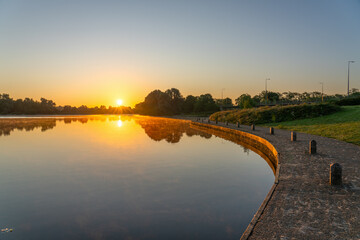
[191,124,277,174]
[135,117,212,143]
[0,116,213,143]
[0,115,274,240]
[0,117,275,171]
[0,116,269,170]
[0,116,130,136]
[0,118,57,136]
[0,116,274,174]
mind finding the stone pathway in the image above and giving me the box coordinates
[192,119,360,240]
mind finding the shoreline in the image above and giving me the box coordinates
[188,119,360,239]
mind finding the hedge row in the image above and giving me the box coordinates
[335,96,360,106]
[209,103,340,125]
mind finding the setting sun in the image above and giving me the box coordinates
[116,99,123,106]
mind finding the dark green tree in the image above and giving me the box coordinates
[183,95,197,113]
[194,94,219,112]
[165,88,184,114]
[134,90,173,115]
[235,94,254,109]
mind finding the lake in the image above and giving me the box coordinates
[0,115,274,240]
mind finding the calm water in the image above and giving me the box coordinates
[0,115,274,240]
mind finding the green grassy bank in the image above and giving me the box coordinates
[263,106,360,145]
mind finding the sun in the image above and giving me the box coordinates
[116,99,123,106]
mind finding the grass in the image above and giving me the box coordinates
[263,106,360,145]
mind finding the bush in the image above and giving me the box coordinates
[335,96,360,106]
[209,103,340,125]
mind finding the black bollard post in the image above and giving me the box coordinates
[330,163,342,185]
[237,122,240,128]
[251,124,255,131]
[270,127,274,135]
[291,132,297,141]
[309,140,317,154]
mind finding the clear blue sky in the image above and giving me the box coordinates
[0,0,359,106]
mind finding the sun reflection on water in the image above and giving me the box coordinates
[117,120,123,127]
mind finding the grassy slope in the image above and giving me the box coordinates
[263,106,360,145]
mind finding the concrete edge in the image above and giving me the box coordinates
[189,121,280,240]
[240,164,281,240]
[240,183,278,240]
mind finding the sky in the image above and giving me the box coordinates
[0,0,359,107]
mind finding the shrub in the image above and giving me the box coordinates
[335,96,360,106]
[209,103,340,125]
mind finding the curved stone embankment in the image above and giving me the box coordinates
[190,120,360,240]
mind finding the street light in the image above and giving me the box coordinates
[221,88,225,107]
[320,82,324,102]
[347,61,355,96]
[265,78,270,105]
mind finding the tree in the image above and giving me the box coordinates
[0,93,133,115]
[252,95,261,106]
[194,94,219,112]
[215,97,233,106]
[183,95,197,113]
[134,89,173,115]
[223,97,233,106]
[259,91,280,103]
[301,92,311,102]
[350,88,359,94]
[350,88,360,97]
[165,88,184,114]
[235,94,254,109]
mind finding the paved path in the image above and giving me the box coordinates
[192,120,360,240]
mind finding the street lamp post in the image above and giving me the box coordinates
[221,88,225,109]
[320,82,324,102]
[348,61,355,96]
[265,78,270,105]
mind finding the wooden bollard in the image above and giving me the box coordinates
[237,122,240,128]
[251,124,255,130]
[270,127,274,135]
[309,140,316,154]
[330,163,342,185]
[208,119,210,123]
[216,120,218,124]
[226,121,228,126]
[291,132,296,141]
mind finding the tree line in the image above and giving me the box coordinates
[134,88,360,116]
[134,88,219,115]
[2,87,359,115]
[0,94,132,115]
[235,88,360,109]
